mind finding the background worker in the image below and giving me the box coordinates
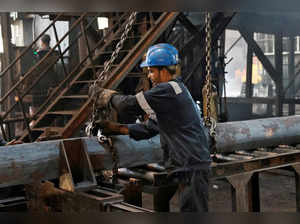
[91,43,211,212]
[29,34,59,119]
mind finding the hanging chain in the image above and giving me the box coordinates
[86,12,137,185]
[86,12,138,137]
[204,12,217,142]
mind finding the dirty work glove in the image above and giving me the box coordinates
[89,85,118,109]
[94,120,129,136]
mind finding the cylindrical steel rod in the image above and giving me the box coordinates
[2,115,300,188]
[216,115,300,153]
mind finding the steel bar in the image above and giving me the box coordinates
[215,115,300,153]
[0,136,162,188]
[117,168,155,183]
[3,115,300,187]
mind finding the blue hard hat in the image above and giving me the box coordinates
[140,43,179,68]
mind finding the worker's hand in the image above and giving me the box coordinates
[95,120,129,136]
[89,85,118,109]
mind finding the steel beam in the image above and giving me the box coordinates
[216,115,300,152]
[0,136,162,188]
[2,115,300,188]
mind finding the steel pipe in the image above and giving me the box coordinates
[215,115,300,153]
[0,136,162,188]
[2,115,300,188]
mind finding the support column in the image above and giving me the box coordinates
[121,178,142,207]
[292,164,300,211]
[248,172,260,212]
[288,35,295,115]
[227,172,259,212]
[0,13,14,139]
[153,185,177,212]
[275,32,283,117]
[245,33,253,99]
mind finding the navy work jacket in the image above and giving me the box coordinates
[111,77,211,171]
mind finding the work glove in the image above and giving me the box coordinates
[89,85,118,109]
[93,120,129,136]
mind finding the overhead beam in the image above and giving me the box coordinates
[228,12,300,36]
[181,13,225,58]
[225,97,300,104]
[184,13,235,84]
[177,13,202,37]
[239,27,278,82]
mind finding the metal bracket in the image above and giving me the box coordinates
[59,138,97,192]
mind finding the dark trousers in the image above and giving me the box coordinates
[170,169,209,212]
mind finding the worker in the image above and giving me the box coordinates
[91,43,211,212]
[34,34,51,58]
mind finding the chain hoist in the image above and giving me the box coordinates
[86,12,137,184]
[204,12,217,153]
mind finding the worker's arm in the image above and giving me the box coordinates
[97,118,159,140]
[94,84,173,121]
[127,118,159,140]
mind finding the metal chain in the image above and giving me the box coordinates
[86,12,138,136]
[107,138,119,184]
[93,12,137,87]
[204,12,217,139]
[87,12,137,186]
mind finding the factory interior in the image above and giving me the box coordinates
[1,12,300,212]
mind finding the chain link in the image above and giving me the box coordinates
[204,12,217,139]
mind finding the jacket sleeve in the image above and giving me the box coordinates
[111,82,178,122]
[127,119,159,140]
[111,94,145,117]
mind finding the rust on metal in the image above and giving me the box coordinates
[262,123,279,137]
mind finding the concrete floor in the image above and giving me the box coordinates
[141,169,297,212]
